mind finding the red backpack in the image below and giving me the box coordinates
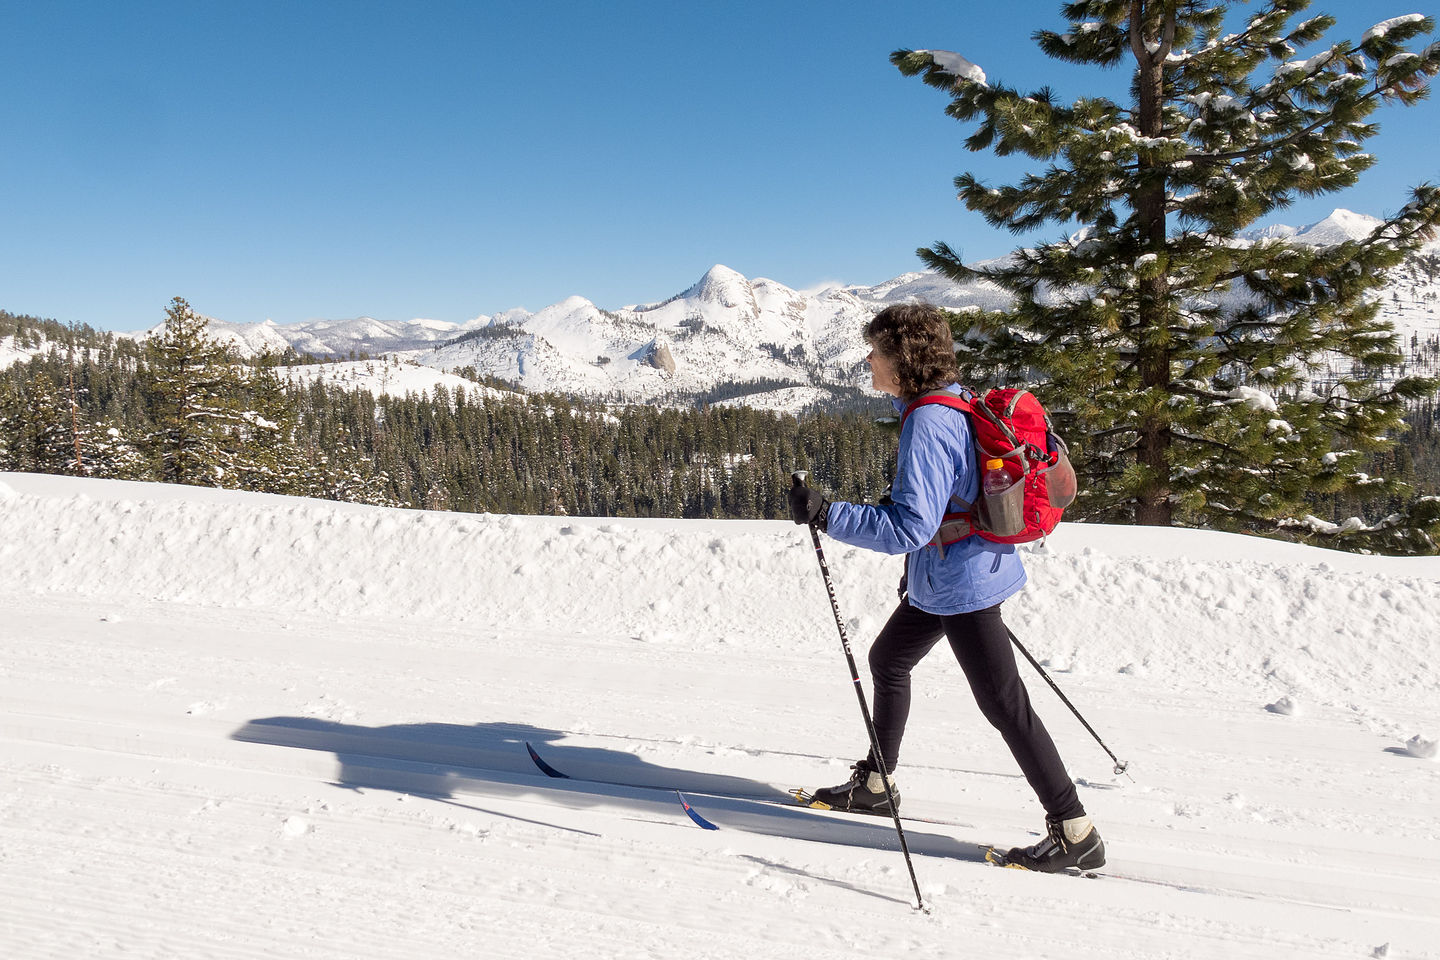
[901,387,1077,548]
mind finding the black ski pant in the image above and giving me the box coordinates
[867,599,1085,822]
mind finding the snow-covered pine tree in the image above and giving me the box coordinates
[0,369,72,472]
[893,1,1440,552]
[143,297,251,487]
[81,423,150,479]
[314,450,397,507]
[0,380,9,468]
[50,331,149,478]
[235,350,315,495]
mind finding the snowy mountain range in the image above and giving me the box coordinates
[193,209,1440,409]
[5,209,1437,412]
[175,263,1014,408]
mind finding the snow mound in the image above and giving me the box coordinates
[1404,735,1438,760]
[2,472,1437,739]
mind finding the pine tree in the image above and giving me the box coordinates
[893,1,1440,551]
[0,377,11,469]
[143,297,250,487]
[0,368,78,472]
[236,350,313,495]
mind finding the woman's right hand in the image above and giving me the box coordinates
[788,482,829,528]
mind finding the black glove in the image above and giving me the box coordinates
[898,565,908,602]
[788,483,829,529]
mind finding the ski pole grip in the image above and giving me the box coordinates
[791,470,808,488]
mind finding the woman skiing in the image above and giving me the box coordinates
[787,302,1104,873]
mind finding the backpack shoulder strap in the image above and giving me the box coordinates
[900,388,972,428]
[899,389,978,557]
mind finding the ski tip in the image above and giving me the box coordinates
[790,788,832,810]
[524,741,569,779]
[981,844,1025,870]
[676,791,720,830]
[983,844,1100,877]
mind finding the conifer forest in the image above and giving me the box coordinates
[0,307,896,522]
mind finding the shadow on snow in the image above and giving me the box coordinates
[230,716,982,871]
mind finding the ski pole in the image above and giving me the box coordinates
[792,471,925,912]
[1007,628,1132,780]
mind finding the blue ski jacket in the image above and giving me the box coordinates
[824,388,1027,615]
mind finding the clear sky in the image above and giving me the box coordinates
[3,0,1438,332]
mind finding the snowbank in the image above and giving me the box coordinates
[2,472,1435,732]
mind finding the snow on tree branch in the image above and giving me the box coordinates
[1362,14,1428,44]
[914,49,987,86]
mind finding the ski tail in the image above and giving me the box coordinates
[527,741,718,831]
[676,792,720,830]
[525,741,570,779]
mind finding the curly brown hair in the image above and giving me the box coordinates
[863,303,960,398]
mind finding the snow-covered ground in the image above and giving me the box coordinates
[1,472,1437,959]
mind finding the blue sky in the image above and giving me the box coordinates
[3,0,1438,332]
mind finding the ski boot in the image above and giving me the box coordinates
[998,815,1105,873]
[803,758,899,815]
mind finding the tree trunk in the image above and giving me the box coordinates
[1130,0,1175,526]
[67,355,84,474]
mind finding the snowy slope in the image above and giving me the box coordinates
[0,335,46,369]
[1255,211,1440,347]
[1,471,1437,959]
[196,315,490,359]
[1384,248,1440,357]
[276,357,515,401]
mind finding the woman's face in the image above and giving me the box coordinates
[867,347,904,397]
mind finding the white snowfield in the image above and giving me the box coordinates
[1,472,1437,959]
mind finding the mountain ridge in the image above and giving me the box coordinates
[6,209,1436,413]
